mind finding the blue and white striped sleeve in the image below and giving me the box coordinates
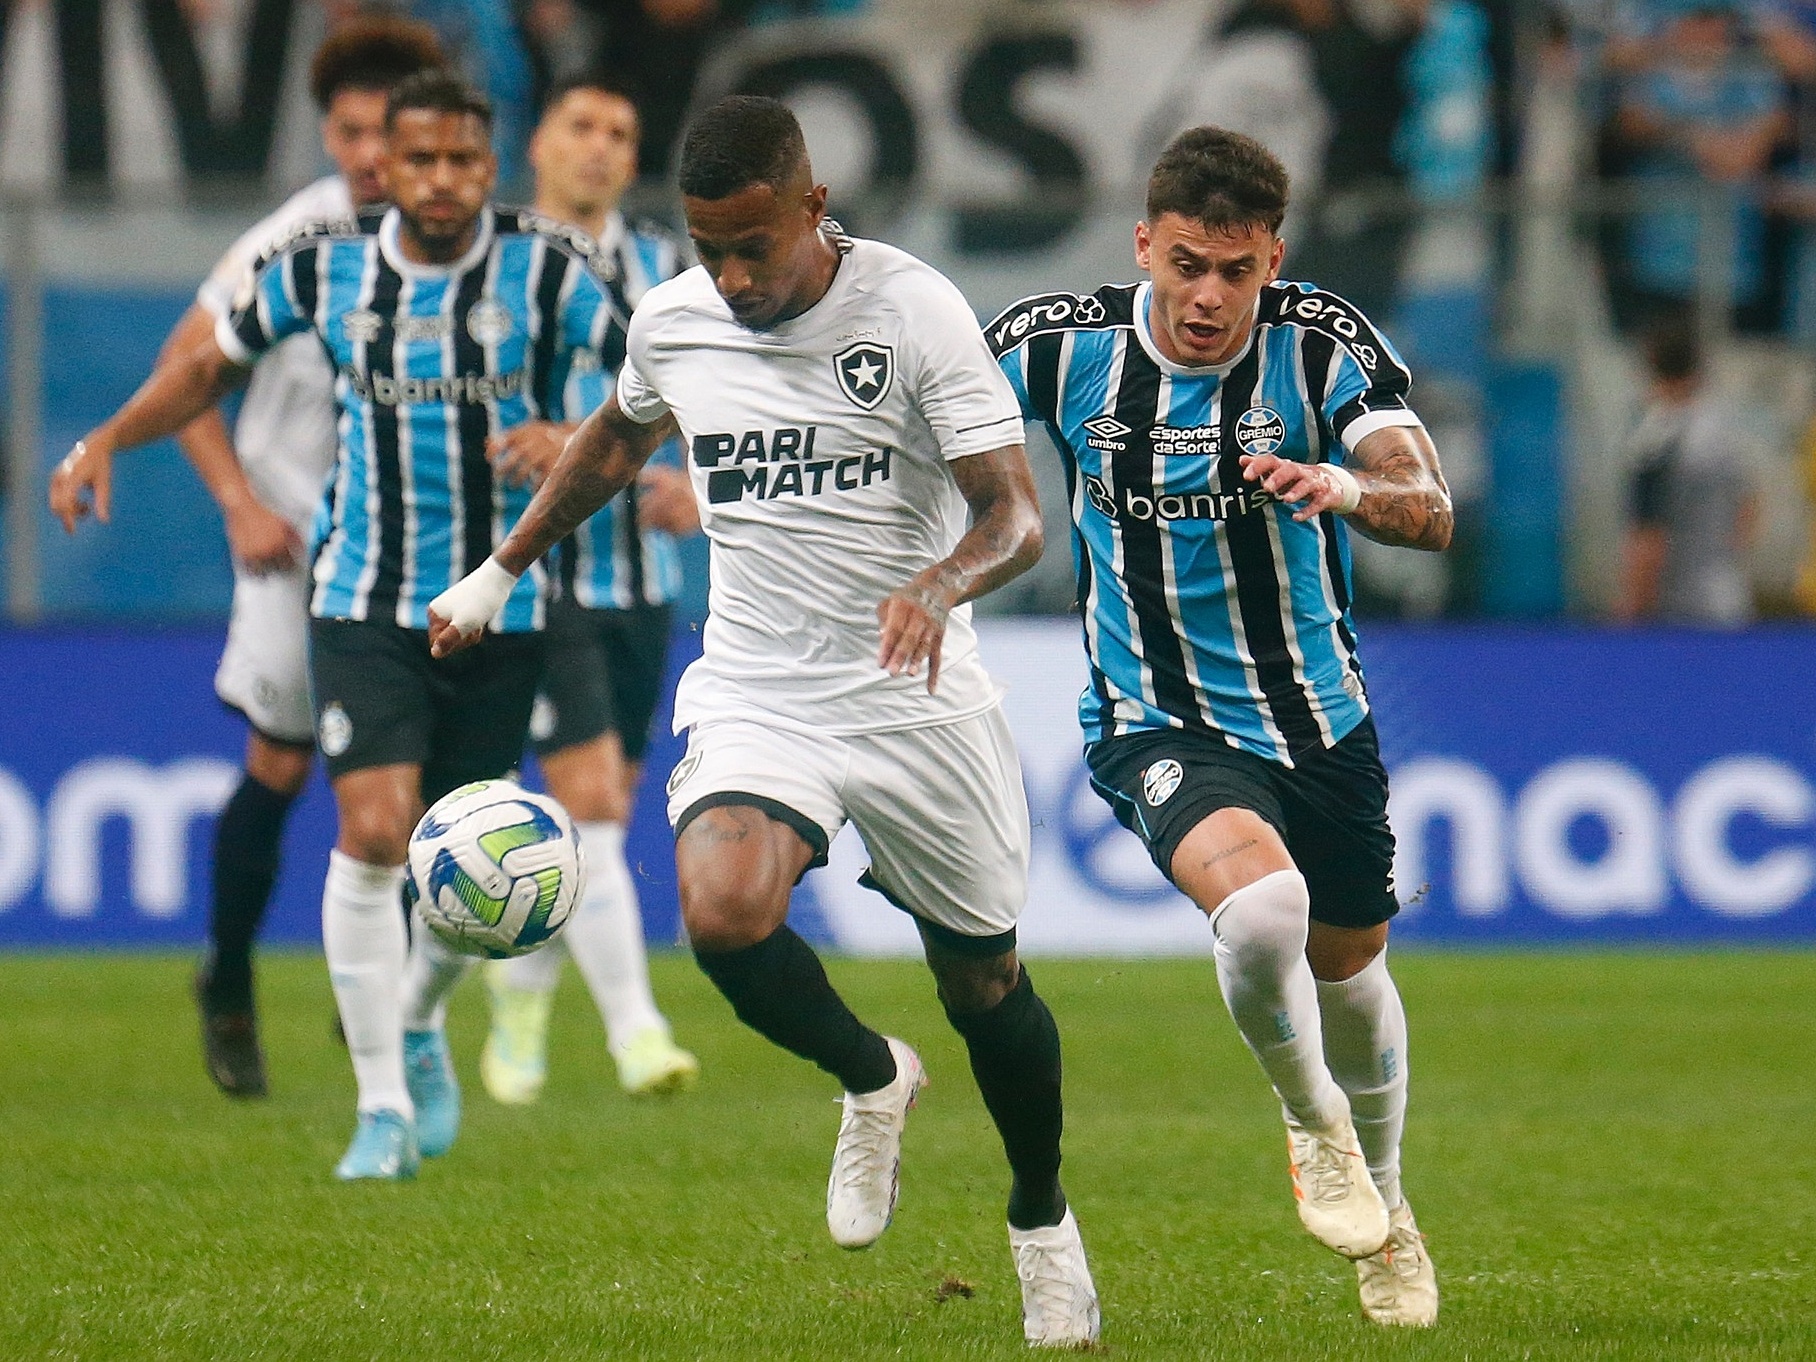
[215,244,318,363]
[1313,302,1420,452]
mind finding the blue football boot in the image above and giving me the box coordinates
[404,1028,462,1158]
[334,1109,420,1181]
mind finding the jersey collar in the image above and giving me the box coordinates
[378,205,496,278]
[1133,280,1258,378]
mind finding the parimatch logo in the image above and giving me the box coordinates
[691,427,895,505]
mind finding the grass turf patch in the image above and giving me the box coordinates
[2,950,1810,1359]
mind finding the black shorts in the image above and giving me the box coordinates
[531,598,672,762]
[309,617,545,804]
[1085,716,1399,929]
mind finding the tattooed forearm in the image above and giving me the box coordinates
[924,444,1045,608]
[1347,425,1454,551]
[495,403,673,575]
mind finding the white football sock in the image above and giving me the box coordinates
[401,918,475,1032]
[492,932,566,994]
[322,850,411,1117]
[564,821,666,1052]
[1210,868,1346,1131]
[1316,951,1409,1209]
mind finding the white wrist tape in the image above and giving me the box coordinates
[429,556,518,638]
[1326,464,1363,515]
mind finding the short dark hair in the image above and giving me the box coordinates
[309,17,445,112]
[542,70,642,120]
[1147,127,1290,236]
[386,70,494,132]
[1644,316,1702,382]
[677,96,808,200]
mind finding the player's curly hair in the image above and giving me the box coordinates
[677,96,808,201]
[309,16,446,113]
[386,70,494,131]
[1147,127,1290,236]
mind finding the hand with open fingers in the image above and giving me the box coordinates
[427,557,519,658]
[1240,452,1360,522]
[225,497,305,575]
[876,580,952,694]
[488,422,569,490]
[637,465,700,535]
[49,438,113,533]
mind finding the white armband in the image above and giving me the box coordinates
[429,557,519,638]
[1326,464,1363,515]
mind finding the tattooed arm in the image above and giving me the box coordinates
[1240,423,1454,552]
[876,443,1044,693]
[428,395,678,657]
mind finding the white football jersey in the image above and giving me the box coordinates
[196,175,353,536]
[617,234,1025,736]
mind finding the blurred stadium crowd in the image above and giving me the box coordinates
[1,0,1813,623]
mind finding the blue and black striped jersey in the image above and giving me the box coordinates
[560,213,686,611]
[989,279,1421,767]
[218,205,629,632]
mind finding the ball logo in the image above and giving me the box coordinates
[319,702,353,758]
[1142,758,1183,807]
[343,309,383,345]
[466,299,514,347]
[1236,406,1286,456]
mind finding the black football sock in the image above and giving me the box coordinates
[694,926,897,1093]
[201,774,297,1013]
[946,966,1067,1231]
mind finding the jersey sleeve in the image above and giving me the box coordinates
[558,254,631,376]
[1288,290,1421,454]
[215,243,321,364]
[903,273,1025,461]
[613,304,670,426]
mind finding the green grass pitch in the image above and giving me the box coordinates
[4,950,1811,1360]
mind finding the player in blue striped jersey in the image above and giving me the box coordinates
[461,75,703,1103]
[52,72,629,1182]
[989,127,1452,1327]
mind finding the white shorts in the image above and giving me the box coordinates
[214,563,314,745]
[664,707,1030,944]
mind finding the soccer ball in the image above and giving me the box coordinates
[406,779,584,959]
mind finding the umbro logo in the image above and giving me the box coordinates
[835,342,893,411]
[1083,415,1130,452]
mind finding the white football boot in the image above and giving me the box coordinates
[1285,1109,1390,1259]
[1010,1208,1101,1349]
[1356,1199,1439,1326]
[826,1037,925,1249]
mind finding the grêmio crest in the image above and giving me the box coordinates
[834,342,894,410]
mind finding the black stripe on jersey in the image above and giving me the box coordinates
[362,252,407,624]
[1216,344,1323,757]
[623,485,648,604]
[1299,329,1369,697]
[451,258,495,592]
[1025,331,1063,426]
[289,244,320,324]
[530,245,567,418]
[1108,338,1199,728]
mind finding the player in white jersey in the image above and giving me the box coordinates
[139,19,446,1098]
[429,97,1100,1349]
[423,73,702,1103]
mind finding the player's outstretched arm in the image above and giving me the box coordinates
[49,329,249,533]
[876,443,1044,693]
[427,395,676,657]
[1240,424,1454,552]
[159,304,302,573]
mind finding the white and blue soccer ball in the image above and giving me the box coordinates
[406,779,584,959]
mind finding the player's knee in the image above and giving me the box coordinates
[335,798,414,867]
[246,735,312,798]
[929,949,1019,1015]
[1306,921,1389,982]
[1209,868,1312,970]
[678,859,791,952]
